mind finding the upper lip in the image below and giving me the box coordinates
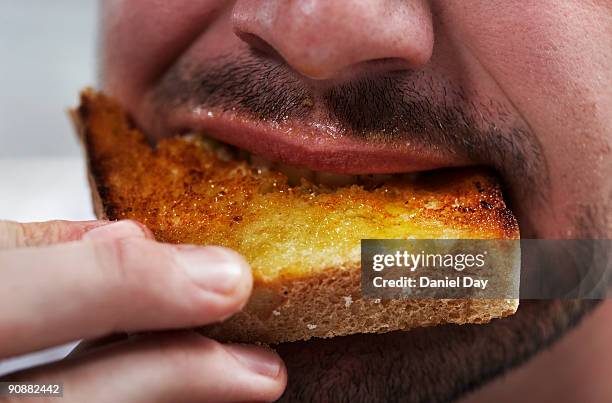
[155,106,473,175]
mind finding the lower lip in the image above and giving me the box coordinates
[164,108,470,175]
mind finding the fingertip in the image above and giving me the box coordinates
[225,343,283,379]
[221,342,287,401]
[205,246,254,307]
[174,245,253,309]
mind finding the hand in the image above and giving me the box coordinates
[0,219,286,402]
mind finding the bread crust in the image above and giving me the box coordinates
[72,89,520,344]
[204,264,518,344]
[70,107,108,221]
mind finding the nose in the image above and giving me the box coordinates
[232,0,434,80]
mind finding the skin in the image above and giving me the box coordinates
[1,1,610,402]
[0,220,286,402]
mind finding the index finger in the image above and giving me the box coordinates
[0,222,252,358]
[0,219,153,249]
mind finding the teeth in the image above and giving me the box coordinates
[237,149,251,161]
[314,171,357,187]
[275,163,315,186]
[358,174,394,187]
[253,156,362,187]
[249,154,272,170]
[215,146,235,162]
[252,152,397,188]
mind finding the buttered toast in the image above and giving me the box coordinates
[73,89,519,344]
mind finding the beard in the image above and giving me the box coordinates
[142,50,607,402]
[275,300,599,402]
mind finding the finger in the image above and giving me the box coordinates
[0,219,153,249]
[4,332,287,403]
[0,221,252,357]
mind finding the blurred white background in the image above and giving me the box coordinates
[0,0,97,157]
[0,0,98,376]
[0,0,96,221]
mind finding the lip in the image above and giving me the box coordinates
[157,106,474,175]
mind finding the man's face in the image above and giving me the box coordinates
[100,1,611,401]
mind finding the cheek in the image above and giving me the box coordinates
[100,0,230,112]
[439,0,611,138]
[438,0,612,235]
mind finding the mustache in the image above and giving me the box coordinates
[151,53,549,213]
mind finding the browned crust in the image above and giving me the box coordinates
[69,99,108,221]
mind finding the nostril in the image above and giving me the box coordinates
[234,30,282,60]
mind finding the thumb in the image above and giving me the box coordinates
[0,219,153,249]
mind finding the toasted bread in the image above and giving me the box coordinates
[72,89,520,344]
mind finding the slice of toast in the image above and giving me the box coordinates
[72,89,520,344]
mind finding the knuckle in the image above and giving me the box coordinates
[90,236,176,304]
[24,220,65,245]
[88,237,158,331]
[92,237,169,285]
[92,236,136,287]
